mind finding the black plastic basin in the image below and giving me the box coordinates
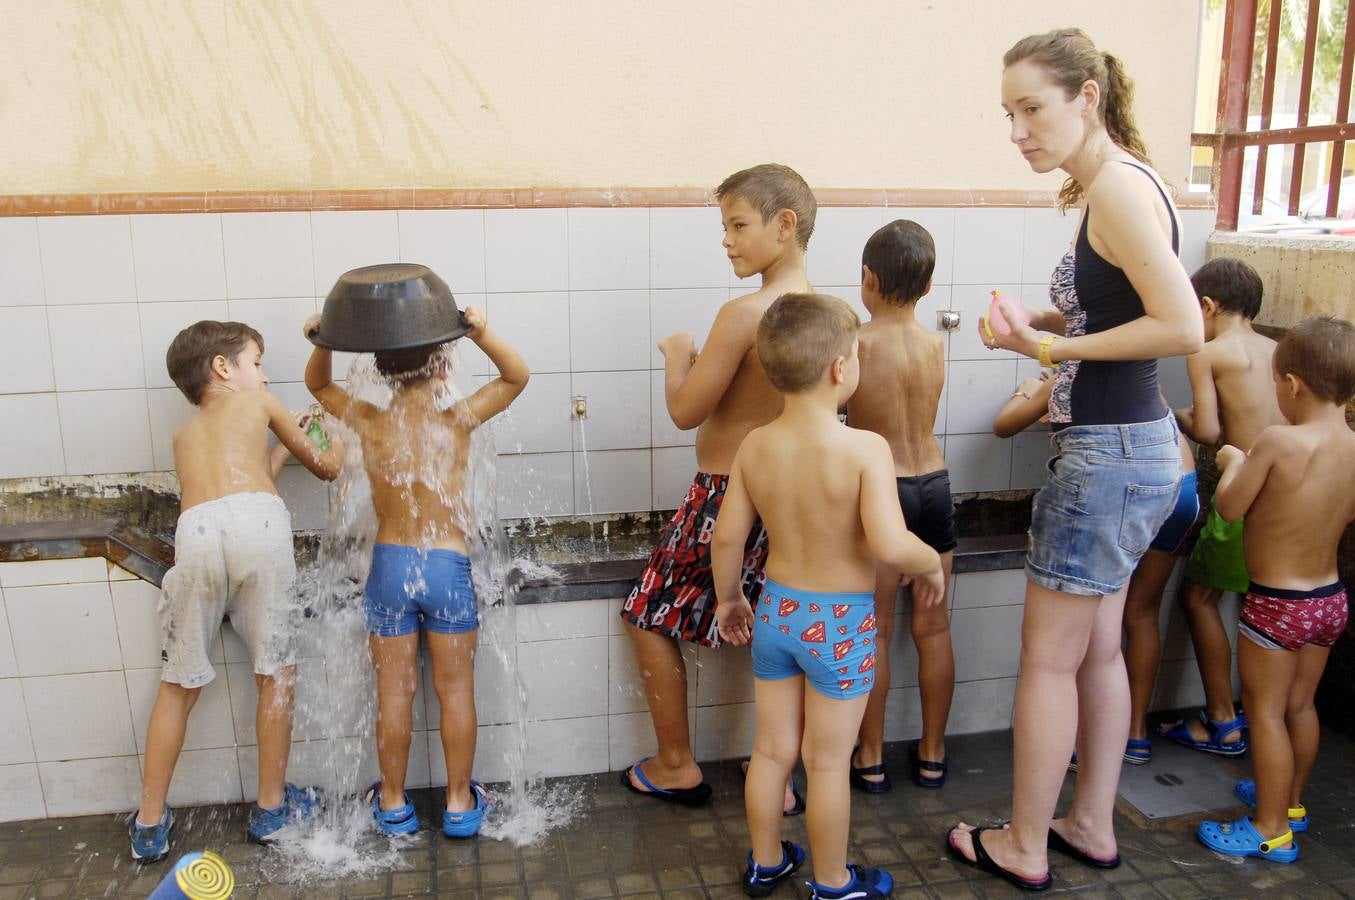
[310,263,470,352]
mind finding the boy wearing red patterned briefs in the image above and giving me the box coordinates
[1196,316,1355,864]
[715,293,942,899]
[619,164,815,806]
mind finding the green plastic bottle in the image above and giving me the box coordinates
[305,405,331,450]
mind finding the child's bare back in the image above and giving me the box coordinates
[849,318,946,475]
[1201,329,1285,451]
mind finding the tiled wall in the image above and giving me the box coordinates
[0,556,1239,822]
[0,206,1214,523]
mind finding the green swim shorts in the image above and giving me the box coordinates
[1183,501,1248,593]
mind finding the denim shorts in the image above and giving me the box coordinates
[1026,414,1182,597]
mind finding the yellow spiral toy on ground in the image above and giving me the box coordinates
[150,850,235,899]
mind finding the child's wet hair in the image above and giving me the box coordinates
[1191,258,1263,319]
[716,164,817,250]
[374,343,447,380]
[862,220,935,304]
[166,320,265,405]
[1275,315,1355,405]
[756,292,859,393]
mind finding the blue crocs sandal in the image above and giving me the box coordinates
[247,783,322,844]
[1160,710,1248,757]
[1123,738,1152,765]
[443,780,490,839]
[807,863,895,899]
[742,840,804,897]
[129,805,174,863]
[1233,780,1309,833]
[365,782,420,836]
[1197,817,1298,862]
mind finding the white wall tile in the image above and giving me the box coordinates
[311,211,401,295]
[1152,659,1206,712]
[58,389,153,475]
[111,579,164,669]
[137,300,230,389]
[6,582,122,677]
[571,371,649,451]
[47,303,145,391]
[131,214,228,301]
[890,208,957,285]
[487,292,570,373]
[952,208,1025,285]
[951,605,1024,681]
[38,756,141,817]
[489,372,573,454]
[516,599,609,643]
[947,284,1022,361]
[1158,353,1192,411]
[1010,430,1053,491]
[146,387,196,471]
[0,595,15,679]
[946,432,1012,494]
[568,208,650,290]
[610,710,670,772]
[225,658,328,744]
[607,635,698,715]
[947,677,1016,734]
[0,307,54,393]
[570,290,649,371]
[0,394,64,478]
[693,644,756,707]
[24,671,136,760]
[945,359,1019,434]
[38,216,136,304]
[485,209,569,293]
[1178,209,1216,277]
[495,452,573,519]
[160,747,243,807]
[806,207,884,286]
[0,763,45,822]
[517,637,607,720]
[884,615,921,689]
[224,297,317,384]
[881,686,923,742]
[0,557,107,588]
[693,701,756,762]
[649,288,728,368]
[398,209,487,294]
[467,640,517,727]
[525,716,609,778]
[125,667,237,753]
[650,369,697,448]
[652,446,698,508]
[274,466,331,531]
[1021,207,1078,284]
[650,207,728,289]
[1019,282,1054,315]
[464,723,512,784]
[221,212,315,299]
[574,449,651,515]
[0,218,44,306]
[951,569,1028,610]
[0,680,34,764]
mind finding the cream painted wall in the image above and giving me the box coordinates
[1,1,1201,194]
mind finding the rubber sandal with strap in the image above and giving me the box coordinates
[1197,817,1298,863]
[1047,825,1120,869]
[1159,710,1248,757]
[850,762,892,795]
[909,739,947,789]
[1123,738,1152,765]
[620,758,712,807]
[947,825,1052,891]
[1233,779,1308,833]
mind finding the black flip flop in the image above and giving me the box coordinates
[1047,826,1121,869]
[947,826,1052,892]
[620,758,712,807]
[910,740,948,789]
[849,762,893,794]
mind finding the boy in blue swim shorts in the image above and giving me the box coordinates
[713,293,943,899]
[305,304,528,838]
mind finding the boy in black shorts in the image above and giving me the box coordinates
[845,220,956,791]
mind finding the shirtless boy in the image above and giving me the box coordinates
[131,322,344,862]
[714,292,943,898]
[619,163,815,804]
[845,220,955,792]
[1164,258,1285,756]
[1196,316,1355,863]
[305,306,528,836]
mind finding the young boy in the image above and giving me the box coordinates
[845,220,955,792]
[714,293,944,899]
[304,305,527,837]
[131,322,344,862]
[618,163,815,806]
[1196,315,1355,863]
[1165,258,1286,755]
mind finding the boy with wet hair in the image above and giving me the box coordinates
[1196,316,1355,863]
[304,306,528,838]
[715,292,944,899]
[846,219,955,793]
[619,163,815,807]
[1163,257,1286,756]
[131,321,344,862]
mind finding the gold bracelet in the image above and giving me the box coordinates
[1038,335,1057,369]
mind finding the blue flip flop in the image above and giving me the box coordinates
[620,758,712,807]
[1233,779,1309,832]
[1160,710,1248,756]
[1197,816,1298,863]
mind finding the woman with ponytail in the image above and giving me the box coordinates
[945,29,1202,891]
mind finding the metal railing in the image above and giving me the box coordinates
[1193,0,1355,229]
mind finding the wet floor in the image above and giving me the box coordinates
[2,728,1353,899]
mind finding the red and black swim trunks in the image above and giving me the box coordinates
[620,472,769,648]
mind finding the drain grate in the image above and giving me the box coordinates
[1115,739,1251,819]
